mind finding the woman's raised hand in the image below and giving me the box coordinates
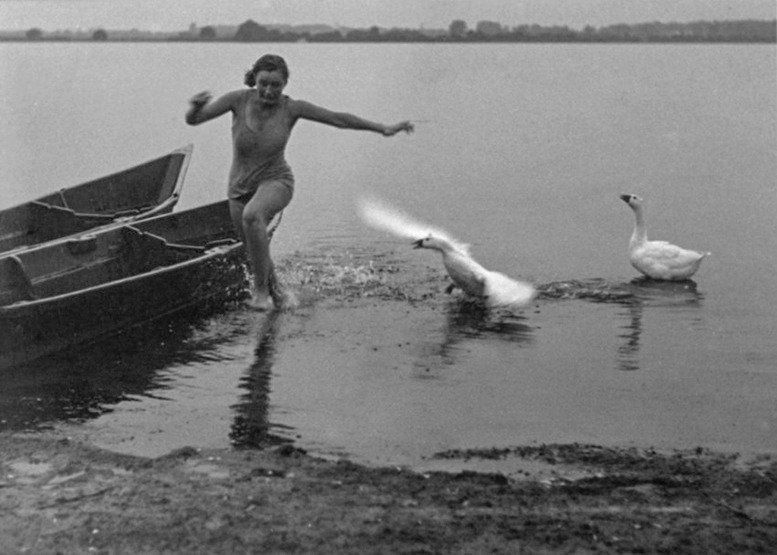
[382,121,415,137]
[189,91,212,108]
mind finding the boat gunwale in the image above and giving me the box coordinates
[129,143,192,219]
[0,238,244,316]
[0,144,193,256]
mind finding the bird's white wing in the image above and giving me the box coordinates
[358,196,469,253]
[639,241,707,264]
[483,271,536,308]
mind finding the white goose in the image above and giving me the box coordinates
[359,197,536,308]
[620,193,710,281]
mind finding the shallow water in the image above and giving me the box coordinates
[1,42,775,470]
[3,246,775,470]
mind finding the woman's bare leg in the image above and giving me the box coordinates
[233,182,292,310]
[229,200,247,241]
[229,198,282,306]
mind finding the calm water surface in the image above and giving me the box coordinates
[1,43,775,468]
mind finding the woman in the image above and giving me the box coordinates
[186,54,413,310]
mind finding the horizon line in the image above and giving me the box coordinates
[2,16,775,33]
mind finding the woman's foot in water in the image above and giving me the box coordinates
[269,271,299,310]
[248,288,274,312]
[271,285,299,310]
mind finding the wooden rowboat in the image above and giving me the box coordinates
[0,145,192,254]
[0,200,248,369]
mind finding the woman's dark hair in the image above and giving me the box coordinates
[244,54,290,87]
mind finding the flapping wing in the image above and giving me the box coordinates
[483,271,537,308]
[357,196,469,253]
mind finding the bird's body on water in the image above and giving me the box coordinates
[359,197,536,308]
[620,193,710,281]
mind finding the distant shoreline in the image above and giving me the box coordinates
[1,37,774,44]
[4,18,775,44]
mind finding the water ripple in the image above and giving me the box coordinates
[537,278,634,303]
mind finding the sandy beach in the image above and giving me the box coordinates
[1,429,776,553]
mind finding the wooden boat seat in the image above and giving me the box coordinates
[0,229,29,248]
[119,226,201,271]
[0,255,37,303]
[120,226,171,270]
[65,235,98,255]
[27,201,110,243]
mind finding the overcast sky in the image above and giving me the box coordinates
[0,0,774,31]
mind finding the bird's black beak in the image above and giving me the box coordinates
[619,194,631,203]
[412,239,424,249]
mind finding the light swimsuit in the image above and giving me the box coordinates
[228,91,295,202]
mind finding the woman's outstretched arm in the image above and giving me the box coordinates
[186,90,241,125]
[291,99,414,136]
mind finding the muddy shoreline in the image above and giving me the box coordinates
[2,431,775,553]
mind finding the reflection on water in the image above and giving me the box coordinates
[626,277,704,305]
[616,278,704,372]
[229,311,294,448]
[3,244,771,463]
[444,299,535,339]
[0,303,248,431]
[537,278,635,303]
[442,298,534,347]
[617,300,644,372]
[412,298,534,378]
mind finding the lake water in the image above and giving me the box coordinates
[1,43,775,471]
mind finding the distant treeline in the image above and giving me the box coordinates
[6,18,776,43]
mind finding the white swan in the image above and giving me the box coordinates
[358,197,536,308]
[620,193,710,281]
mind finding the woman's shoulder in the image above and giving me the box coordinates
[285,96,317,117]
[230,88,253,101]
[217,88,251,108]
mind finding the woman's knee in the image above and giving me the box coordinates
[242,182,291,228]
[242,206,269,230]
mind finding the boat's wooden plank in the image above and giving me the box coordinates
[0,145,192,255]
[2,255,37,302]
[0,198,247,369]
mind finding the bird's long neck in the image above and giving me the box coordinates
[631,206,647,246]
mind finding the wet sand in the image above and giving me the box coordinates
[1,430,776,553]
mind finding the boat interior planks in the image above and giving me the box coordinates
[0,145,192,254]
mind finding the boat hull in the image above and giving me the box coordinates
[0,145,191,254]
[0,200,248,369]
